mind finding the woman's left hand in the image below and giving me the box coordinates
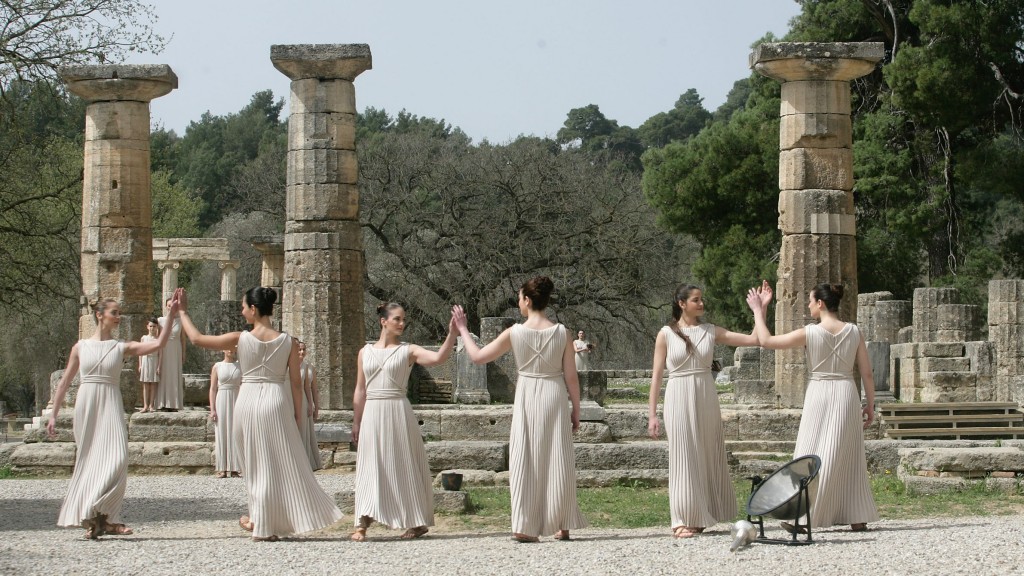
[862,405,874,429]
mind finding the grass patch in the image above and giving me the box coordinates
[871,472,1024,518]
[0,466,13,479]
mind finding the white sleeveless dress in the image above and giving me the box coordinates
[794,323,879,527]
[58,339,129,527]
[138,335,159,382]
[298,360,322,470]
[234,331,342,538]
[213,360,241,473]
[155,316,183,409]
[660,324,737,529]
[354,344,435,529]
[508,324,587,537]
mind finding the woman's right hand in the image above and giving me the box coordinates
[210,409,218,423]
[351,422,360,444]
[647,416,661,439]
[46,415,57,438]
[451,305,467,331]
[746,288,762,313]
[174,287,188,313]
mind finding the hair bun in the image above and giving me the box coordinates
[536,276,554,297]
[263,287,278,306]
[376,302,389,315]
[830,284,845,299]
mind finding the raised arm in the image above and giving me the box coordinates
[46,343,81,436]
[125,298,180,357]
[715,325,759,348]
[409,316,458,367]
[855,334,876,428]
[561,330,581,433]
[451,305,513,364]
[173,288,241,351]
[647,330,667,439]
[746,285,806,350]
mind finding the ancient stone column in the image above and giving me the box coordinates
[750,42,883,407]
[272,44,371,410]
[251,237,285,295]
[989,280,1024,402]
[219,260,240,301]
[157,260,180,306]
[61,65,178,340]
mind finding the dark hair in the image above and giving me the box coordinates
[377,302,403,320]
[520,276,554,311]
[244,287,278,317]
[93,298,118,324]
[669,283,703,354]
[148,316,160,325]
[811,283,844,313]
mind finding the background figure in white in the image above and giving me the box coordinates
[48,296,180,539]
[297,341,321,471]
[350,302,457,542]
[156,297,186,411]
[573,330,595,372]
[747,280,879,532]
[137,317,161,412]
[647,283,755,539]
[210,348,242,478]
[454,276,587,543]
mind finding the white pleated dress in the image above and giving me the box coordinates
[156,317,183,410]
[661,325,737,529]
[138,335,159,382]
[508,324,587,537]
[234,331,342,538]
[794,323,879,528]
[213,360,242,473]
[298,360,322,471]
[58,339,129,528]
[354,344,435,529]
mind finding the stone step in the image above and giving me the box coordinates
[725,440,796,453]
[729,451,792,461]
[898,446,1024,495]
[334,489,469,514]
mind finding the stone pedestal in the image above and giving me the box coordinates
[61,64,178,340]
[252,236,285,296]
[913,287,960,343]
[750,42,883,407]
[876,299,912,344]
[481,317,517,403]
[455,334,490,404]
[219,261,240,301]
[273,45,372,410]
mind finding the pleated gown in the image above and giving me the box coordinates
[58,339,129,527]
[138,335,159,382]
[213,360,242,473]
[234,331,342,538]
[354,344,434,529]
[155,316,183,410]
[298,360,322,471]
[508,324,587,537]
[794,323,879,528]
[661,325,737,529]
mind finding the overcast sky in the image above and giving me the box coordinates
[129,1,801,143]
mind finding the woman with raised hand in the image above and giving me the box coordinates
[174,286,342,542]
[647,283,757,539]
[155,297,185,412]
[296,341,322,471]
[49,296,180,539]
[209,348,242,479]
[453,276,586,543]
[746,280,878,532]
[350,302,457,542]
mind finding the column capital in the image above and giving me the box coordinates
[271,44,372,81]
[750,42,884,82]
[251,236,285,256]
[156,260,181,271]
[218,260,241,271]
[60,64,178,102]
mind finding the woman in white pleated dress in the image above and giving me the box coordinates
[453,276,587,543]
[137,317,161,412]
[350,302,457,541]
[48,296,180,539]
[156,297,186,411]
[296,342,322,471]
[647,283,756,539]
[209,348,242,478]
[747,281,879,532]
[175,287,342,541]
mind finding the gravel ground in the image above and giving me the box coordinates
[2,473,1024,575]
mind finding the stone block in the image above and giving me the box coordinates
[758,348,775,379]
[573,442,668,470]
[921,357,971,373]
[919,342,965,358]
[732,409,802,441]
[271,44,372,82]
[0,443,17,469]
[988,301,1024,326]
[866,341,890,393]
[288,78,357,115]
[779,148,853,191]
[991,325,1024,358]
[912,287,959,341]
[989,279,1024,303]
[287,111,356,151]
[734,346,761,364]
[432,409,509,441]
[898,447,1024,474]
[455,335,489,404]
[604,409,651,441]
[733,380,777,405]
[287,182,359,221]
[410,410,442,438]
[60,64,178,101]
[183,374,210,406]
[778,80,852,115]
[578,400,605,422]
[576,469,669,488]
[752,42,884,82]
[779,113,851,150]
[134,442,213,469]
[432,469,497,488]
[425,441,508,472]
[897,326,914,343]
[287,148,358,185]
[334,488,468,515]
[875,300,912,344]
[919,372,978,403]
[128,411,210,442]
[11,442,77,468]
[316,423,351,443]
[82,101,152,140]
[575,422,613,443]
[578,371,607,406]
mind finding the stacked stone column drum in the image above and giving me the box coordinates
[990,280,1024,403]
[750,42,883,407]
[272,45,371,409]
[60,65,178,340]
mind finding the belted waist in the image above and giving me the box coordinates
[366,389,407,400]
[79,376,117,386]
[518,371,562,379]
[809,372,852,382]
[667,368,711,378]
[241,377,282,386]
[218,382,240,391]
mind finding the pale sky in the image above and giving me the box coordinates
[131,1,802,143]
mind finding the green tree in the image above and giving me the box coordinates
[637,88,713,148]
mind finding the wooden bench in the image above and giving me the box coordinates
[879,402,1024,440]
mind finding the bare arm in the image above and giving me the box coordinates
[125,300,180,357]
[46,344,81,436]
[209,364,219,422]
[855,335,876,428]
[288,340,303,423]
[351,349,366,444]
[309,369,320,420]
[173,288,242,351]
[648,331,667,439]
[746,287,806,350]
[561,330,581,433]
[452,305,513,364]
[409,317,458,367]
[715,325,759,348]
